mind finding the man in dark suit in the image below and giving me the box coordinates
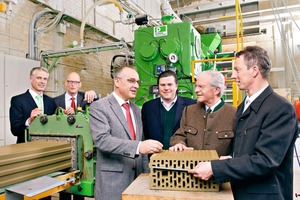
[89,65,163,200]
[142,70,196,149]
[54,72,98,115]
[188,46,298,200]
[9,67,56,143]
[9,66,55,200]
[54,71,98,200]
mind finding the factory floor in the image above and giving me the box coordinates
[50,138,300,200]
[51,193,94,200]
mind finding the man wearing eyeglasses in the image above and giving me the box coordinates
[54,71,98,200]
[54,72,98,115]
[169,70,236,157]
[89,65,163,200]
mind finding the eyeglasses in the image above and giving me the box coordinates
[67,80,81,85]
[117,77,141,86]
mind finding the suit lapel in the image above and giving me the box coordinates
[108,94,133,140]
[174,97,183,129]
[77,92,84,108]
[25,90,38,109]
[131,105,141,141]
[155,99,163,129]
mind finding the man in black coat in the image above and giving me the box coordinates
[142,70,196,149]
[188,46,298,200]
[9,67,56,143]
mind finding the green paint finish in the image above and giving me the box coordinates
[28,111,95,197]
[133,22,203,106]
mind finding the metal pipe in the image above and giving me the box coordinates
[80,0,123,47]
[28,9,58,60]
[41,41,127,59]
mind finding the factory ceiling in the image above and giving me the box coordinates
[168,0,300,37]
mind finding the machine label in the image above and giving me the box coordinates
[154,25,168,37]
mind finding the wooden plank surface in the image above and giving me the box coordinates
[122,173,234,200]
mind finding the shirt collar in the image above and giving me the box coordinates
[206,99,222,112]
[29,89,43,98]
[112,92,130,106]
[247,84,269,103]
[160,96,177,110]
[65,92,77,100]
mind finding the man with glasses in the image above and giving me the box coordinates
[54,71,98,200]
[169,70,236,157]
[142,70,196,150]
[90,65,163,200]
[54,72,98,115]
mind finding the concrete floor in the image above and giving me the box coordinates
[51,138,300,200]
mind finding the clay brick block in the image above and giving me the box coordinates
[149,150,220,192]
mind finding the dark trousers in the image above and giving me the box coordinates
[59,192,84,200]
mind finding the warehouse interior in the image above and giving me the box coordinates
[0,0,299,199]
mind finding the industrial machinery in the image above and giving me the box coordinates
[0,108,95,199]
[132,21,235,106]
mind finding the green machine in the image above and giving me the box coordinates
[132,21,225,106]
[28,108,95,197]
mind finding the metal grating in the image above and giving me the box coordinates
[149,150,220,192]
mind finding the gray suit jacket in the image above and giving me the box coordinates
[89,93,149,200]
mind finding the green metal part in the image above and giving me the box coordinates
[28,110,95,197]
[133,22,203,106]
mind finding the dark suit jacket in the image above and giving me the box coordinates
[211,86,298,200]
[141,96,196,143]
[89,93,149,200]
[9,89,56,143]
[54,91,96,111]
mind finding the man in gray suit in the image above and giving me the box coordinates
[90,65,163,200]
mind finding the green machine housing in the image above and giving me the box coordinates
[28,109,95,197]
[133,21,224,106]
[133,22,201,106]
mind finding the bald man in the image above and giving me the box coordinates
[54,72,98,200]
[54,72,98,114]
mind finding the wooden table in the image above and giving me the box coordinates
[122,173,234,200]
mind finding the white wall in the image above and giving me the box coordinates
[1,54,39,146]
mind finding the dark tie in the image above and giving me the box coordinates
[207,107,212,113]
[122,103,136,140]
[71,97,76,111]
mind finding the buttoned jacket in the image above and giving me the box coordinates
[170,101,236,156]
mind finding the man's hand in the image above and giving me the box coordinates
[63,107,75,115]
[139,139,163,154]
[188,161,213,181]
[169,143,194,151]
[84,90,97,103]
[28,108,42,125]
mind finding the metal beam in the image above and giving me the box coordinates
[173,0,260,16]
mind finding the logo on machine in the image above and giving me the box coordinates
[154,25,168,37]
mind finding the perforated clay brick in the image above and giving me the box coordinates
[149,150,220,192]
